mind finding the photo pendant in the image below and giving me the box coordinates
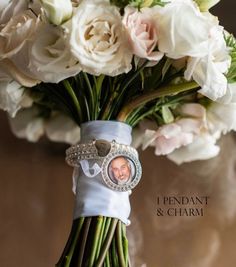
[101,145,142,192]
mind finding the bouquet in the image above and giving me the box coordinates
[1,0,236,266]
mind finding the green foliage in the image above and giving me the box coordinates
[110,0,130,8]
[110,0,166,9]
[225,33,236,83]
[30,55,200,128]
[162,105,174,123]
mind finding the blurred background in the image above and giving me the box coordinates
[1,1,236,267]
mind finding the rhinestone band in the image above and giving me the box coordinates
[66,140,138,166]
[66,142,99,167]
[65,139,142,192]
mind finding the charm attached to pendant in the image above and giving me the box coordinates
[66,139,142,192]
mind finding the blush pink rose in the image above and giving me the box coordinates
[123,6,163,61]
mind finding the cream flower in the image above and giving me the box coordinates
[0,56,38,87]
[0,0,27,27]
[123,6,163,61]
[167,132,220,164]
[217,83,236,104]
[142,122,195,155]
[0,0,11,13]
[0,80,33,117]
[0,9,41,86]
[69,0,132,76]
[29,23,81,83]
[207,86,236,136]
[156,0,212,59]
[141,103,206,155]
[9,106,45,142]
[0,9,39,59]
[0,64,9,80]
[45,113,80,145]
[185,24,231,101]
[9,107,81,144]
[28,0,43,15]
[167,89,236,165]
[0,58,40,87]
[40,0,73,25]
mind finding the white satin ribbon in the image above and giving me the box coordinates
[80,160,102,178]
[73,121,132,225]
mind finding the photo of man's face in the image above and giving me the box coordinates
[109,156,132,185]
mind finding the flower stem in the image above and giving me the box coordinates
[111,238,119,266]
[102,218,112,242]
[76,217,92,267]
[63,80,83,122]
[83,73,95,119]
[95,217,107,259]
[105,251,111,267]
[96,218,118,267]
[116,221,126,267]
[88,216,103,267]
[55,220,79,267]
[117,81,198,122]
[122,224,129,266]
[64,217,85,267]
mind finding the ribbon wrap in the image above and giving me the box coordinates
[73,120,132,225]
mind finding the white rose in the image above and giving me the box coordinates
[0,58,40,87]
[0,9,41,86]
[0,0,10,11]
[40,0,73,25]
[9,106,45,142]
[29,0,43,15]
[45,113,80,145]
[0,64,9,80]
[69,0,132,76]
[0,0,27,26]
[185,24,231,100]
[167,132,220,164]
[156,0,212,59]
[0,9,39,59]
[29,23,81,83]
[0,80,33,117]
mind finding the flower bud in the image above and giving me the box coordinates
[40,0,73,25]
[194,0,220,11]
[141,0,153,8]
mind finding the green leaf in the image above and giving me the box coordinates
[225,33,236,83]
[162,58,173,81]
[161,105,174,123]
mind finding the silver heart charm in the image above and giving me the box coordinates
[95,139,111,157]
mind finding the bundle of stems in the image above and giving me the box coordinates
[31,58,200,267]
[56,217,129,267]
[31,59,199,126]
